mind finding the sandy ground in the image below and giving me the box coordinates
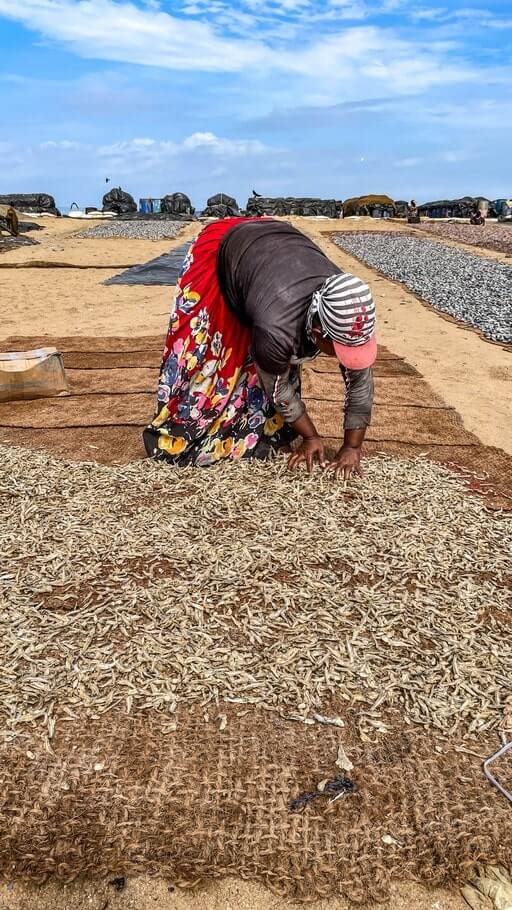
[0,214,509,910]
[0,876,469,910]
[0,218,199,339]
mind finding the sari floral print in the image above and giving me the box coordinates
[143,218,297,466]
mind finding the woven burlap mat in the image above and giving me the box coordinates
[2,709,511,901]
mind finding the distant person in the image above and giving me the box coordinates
[407,200,420,223]
[470,209,485,225]
[144,218,376,479]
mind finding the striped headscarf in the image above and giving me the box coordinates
[307,273,376,346]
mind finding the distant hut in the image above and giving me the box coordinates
[160,193,195,216]
[203,193,239,218]
[343,195,396,218]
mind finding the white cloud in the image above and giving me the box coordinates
[0,0,267,72]
[182,131,266,155]
[41,139,81,149]
[0,0,481,94]
[410,7,448,21]
[26,132,273,177]
[454,8,512,28]
[92,132,268,165]
[441,149,473,163]
[395,156,424,167]
[410,5,512,28]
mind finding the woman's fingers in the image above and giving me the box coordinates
[287,452,302,471]
[308,446,323,472]
[324,461,361,481]
[288,442,325,472]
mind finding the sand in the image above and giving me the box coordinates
[0,214,510,910]
[0,218,199,338]
[0,875,469,910]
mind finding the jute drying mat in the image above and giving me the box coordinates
[0,335,510,509]
[2,712,511,902]
[1,447,511,899]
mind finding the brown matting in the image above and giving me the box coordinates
[1,335,512,899]
[303,372,451,407]
[67,367,156,395]
[310,357,420,378]
[0,336,511,511]
[308,401,473,447]
[2,334,166,352]
[0,392,154,428]
[2,708,511,902]
[0,260,139,269]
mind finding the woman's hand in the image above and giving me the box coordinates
[325,444,362,481]
[288,436,327,473]
[288,412,325,473]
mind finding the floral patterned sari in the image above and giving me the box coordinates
[143,218,297,466]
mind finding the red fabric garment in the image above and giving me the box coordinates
[143,218,297,466]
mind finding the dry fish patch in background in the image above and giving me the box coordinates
[74,220,185,241]
[413,220,512,256]
[0,444,511,746]
[332,231,512,343]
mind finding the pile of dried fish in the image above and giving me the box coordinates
[1,444,510,745]
[75,220,184,240]
[414,220,512,256]
[333,232,512,343]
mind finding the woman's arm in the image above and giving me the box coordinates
[326,367,374,479]
[255,363,374,478]
[255,365,326,471]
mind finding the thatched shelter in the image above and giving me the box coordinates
[343,195,396,217]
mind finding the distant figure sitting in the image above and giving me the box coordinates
[252,190,262,197]
[470,209,485,226]
[407,200,420,224]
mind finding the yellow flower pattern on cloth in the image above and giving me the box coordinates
[157,435,188,455]
[264,414,285,436]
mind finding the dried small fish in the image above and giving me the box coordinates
[382,834,404,847]
[313,714,345,728]
[0,445,510,745]
[335,744,354,772]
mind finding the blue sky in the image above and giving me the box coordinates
[0,0,510,211]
